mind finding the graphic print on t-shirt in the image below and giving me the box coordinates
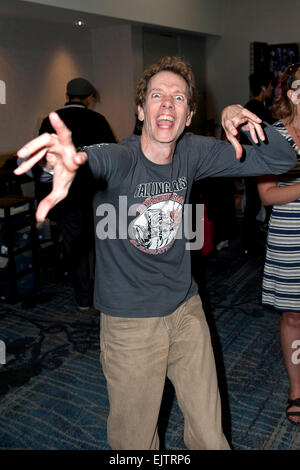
[130,192,184,255]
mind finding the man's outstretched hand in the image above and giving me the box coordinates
[222,104,264,159]
[15,112,88,222]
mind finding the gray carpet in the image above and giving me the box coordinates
[0,239,299,450]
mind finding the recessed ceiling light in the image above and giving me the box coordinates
[73,20,87,27]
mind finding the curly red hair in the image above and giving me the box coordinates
[135,56,198,114]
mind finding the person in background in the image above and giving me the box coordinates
[244,70,275,123]
[15,57,297,449]
[258,63,300,426]
[37,78,116,310]
[198,125,237,252]
[241,70,275,255]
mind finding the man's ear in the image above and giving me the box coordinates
[186,111,194,127]
[137,105,145,122]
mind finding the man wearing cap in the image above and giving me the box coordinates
[37,78,116,310]
[40,78,116,150]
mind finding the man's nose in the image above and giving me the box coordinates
[161,96,174,108]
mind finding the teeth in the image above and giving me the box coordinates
[157,115,174,122]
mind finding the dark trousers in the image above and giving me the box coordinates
[58,208,93,307]
[35,180,94,307]
[242,177,262,252]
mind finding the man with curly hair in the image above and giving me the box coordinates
[16,56,297,450]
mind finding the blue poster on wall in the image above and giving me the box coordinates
[250,41,299,113]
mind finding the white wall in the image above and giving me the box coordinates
[0,16,94,152]
[91,25,206,139]
[205,0,300,123]
[3,0,300,153]
[0,13,207,152]
[91,25,138,140]
[0,0,225,153]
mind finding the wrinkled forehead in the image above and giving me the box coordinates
[147,71,188,96]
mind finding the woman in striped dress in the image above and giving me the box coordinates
[258,63,300,425]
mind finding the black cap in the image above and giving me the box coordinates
[66,78,96,97]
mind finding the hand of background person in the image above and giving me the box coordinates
[14,112,87,222]
[221,104,264,159]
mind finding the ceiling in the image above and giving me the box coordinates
[0,0,198,36]
[0,0,128,28]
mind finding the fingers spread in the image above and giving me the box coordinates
[224,119,238,136]
[222,105,266,159]
[240,108,262,124]
[17,133,54,159]
[74,151,88,166]
[226,135,243,160]
[242,121,265,143]
[253,122,265,141]
[49,112,73,146]
[247,122,259,144]
[227,108,263,136]
[35,187,69,222]
[36,199,51,223]
[14,148,48,174]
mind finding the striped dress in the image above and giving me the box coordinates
[262,120,300,312]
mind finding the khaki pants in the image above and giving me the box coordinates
[100,294,230,450]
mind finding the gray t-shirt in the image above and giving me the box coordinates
[85,123,296,317]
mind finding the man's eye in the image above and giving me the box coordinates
[176,95,184,101]
[152,93,161,98]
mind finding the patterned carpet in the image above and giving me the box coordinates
[0,237,299,450]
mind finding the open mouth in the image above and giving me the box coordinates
[156,115,175,129]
